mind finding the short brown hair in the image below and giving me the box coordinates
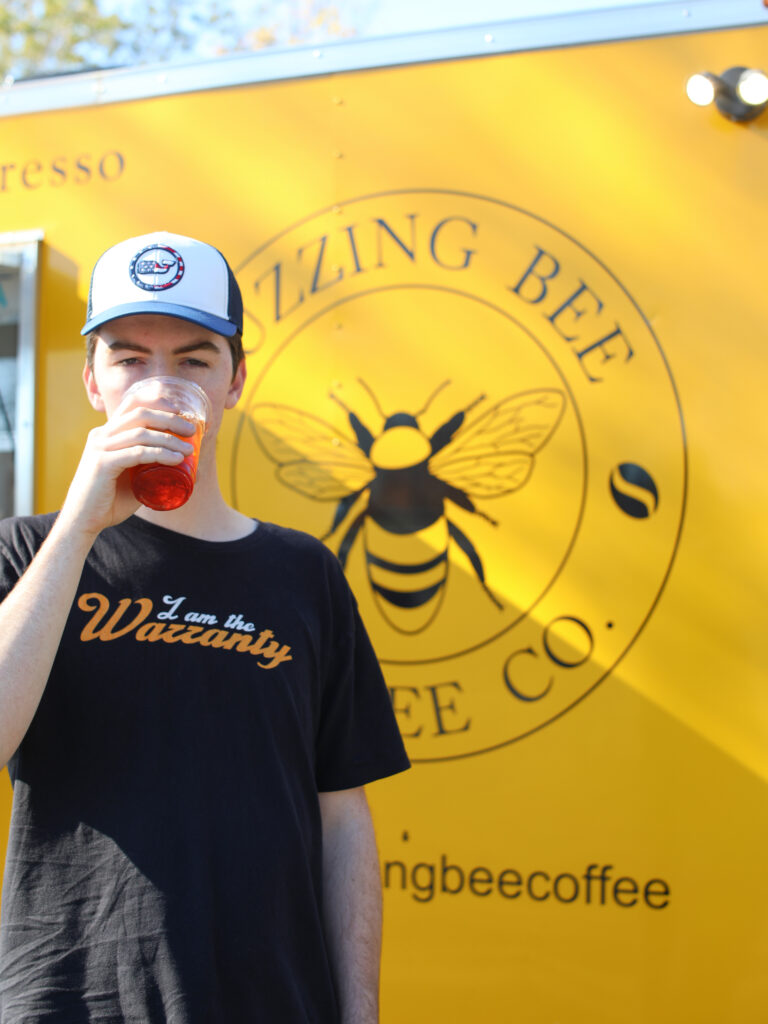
[86,328,244,378]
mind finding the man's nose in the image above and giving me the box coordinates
[150,354,178,376]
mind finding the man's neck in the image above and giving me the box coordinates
[134,468,257,542]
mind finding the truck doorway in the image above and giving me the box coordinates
[0,232,41,518]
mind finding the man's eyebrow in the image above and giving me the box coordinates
[172,340,222,355]
[105,340,151,353]
[105,339,222,355]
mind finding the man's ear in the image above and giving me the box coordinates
[225,358,247,410]
[83,362,106,413]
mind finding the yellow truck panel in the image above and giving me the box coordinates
[1,13,767,1022]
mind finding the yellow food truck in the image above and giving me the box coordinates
[1,2,767,1019]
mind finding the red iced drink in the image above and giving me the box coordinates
[129,417,204,510]
[122,376,211,511]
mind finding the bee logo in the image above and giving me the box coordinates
[251,381,566,633]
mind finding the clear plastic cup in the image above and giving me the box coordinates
[122,376,212,511]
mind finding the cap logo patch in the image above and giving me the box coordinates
[129,244,185,291]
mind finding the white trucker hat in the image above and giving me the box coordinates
[81,231,243,338]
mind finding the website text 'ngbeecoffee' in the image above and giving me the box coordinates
[384,854,669,909]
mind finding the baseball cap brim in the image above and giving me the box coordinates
[81,301,238,338]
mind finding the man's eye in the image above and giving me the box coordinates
[117,357,141,365]
[184,358,209,367]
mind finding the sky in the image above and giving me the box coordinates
[93,0,694,69]
[363,0,677,36]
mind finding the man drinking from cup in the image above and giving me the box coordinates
[0,231,409,1023]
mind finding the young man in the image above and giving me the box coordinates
[0,232,409,1023]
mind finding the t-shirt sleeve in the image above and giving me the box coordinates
[0,517,46,601]
[0,514,60,609]
[314,557,410,792]
[0,538,20,601]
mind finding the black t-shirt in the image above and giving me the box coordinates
[0,514,409,1024]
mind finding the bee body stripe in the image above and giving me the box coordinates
[371,581,444,609]
[364,517,449,631]
[365,551,447,575]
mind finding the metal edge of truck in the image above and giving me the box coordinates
[0,0,765,119]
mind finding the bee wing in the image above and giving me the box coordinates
[275,461,374,500]
[249,403,375,500]
[433,453,536,498]
[430,389,565,498]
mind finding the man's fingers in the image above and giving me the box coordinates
[121,445,187,466]
[98,426,195,456]
[100,443,189,471]
[109,404,198,436]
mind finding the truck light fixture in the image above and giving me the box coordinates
[686,66,768,122]
[736,68,768,106]
[686,72,717,107]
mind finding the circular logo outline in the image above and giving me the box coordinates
[231,189,689,759]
